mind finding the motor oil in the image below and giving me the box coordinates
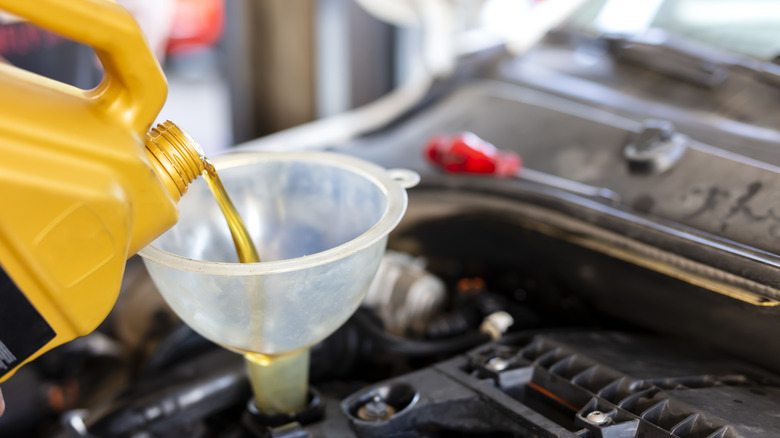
[202,158,261,264]
[203,156,312,415]
[0,0,205,382]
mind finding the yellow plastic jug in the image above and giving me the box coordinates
[0,0,204,381]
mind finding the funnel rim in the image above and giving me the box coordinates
[138,151,411,275]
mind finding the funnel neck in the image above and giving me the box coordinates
[145,121,205,200]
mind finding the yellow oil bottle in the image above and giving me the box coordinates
[0,0,204,381]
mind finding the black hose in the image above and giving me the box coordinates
[141,323,214,376]
[352,308,490,357]
[87,349,248,437]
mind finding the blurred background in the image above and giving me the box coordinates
[3,0,778,155]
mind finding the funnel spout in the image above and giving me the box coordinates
[245,349,310,415]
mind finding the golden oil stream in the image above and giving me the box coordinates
[202,158,309,415]
[202,158,260,264]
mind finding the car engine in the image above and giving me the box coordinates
[3,1,780,437]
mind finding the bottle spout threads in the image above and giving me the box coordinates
[145,121,205,199]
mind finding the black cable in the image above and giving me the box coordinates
[352,308,490,357]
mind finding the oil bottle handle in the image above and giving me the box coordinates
[0,0,167,134]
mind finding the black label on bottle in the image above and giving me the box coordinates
[0,266,56,379]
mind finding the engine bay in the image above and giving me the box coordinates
[4,23,780,438]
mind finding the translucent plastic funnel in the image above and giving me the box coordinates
[138,151,417,355]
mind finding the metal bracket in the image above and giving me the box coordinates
[624,119,688,175]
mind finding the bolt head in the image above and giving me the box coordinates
[486,357,509,372]
[586,410,609,425]
[356,396,397,421]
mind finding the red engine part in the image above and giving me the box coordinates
[424,132,522,177]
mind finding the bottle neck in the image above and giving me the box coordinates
[145,121,205,201]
